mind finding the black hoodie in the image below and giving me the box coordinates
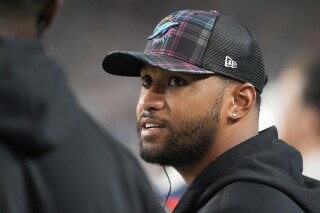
[173,127,320,213]
[0,37,164,213]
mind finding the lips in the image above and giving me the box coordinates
[139,118,165,138]
[140,118,164,129]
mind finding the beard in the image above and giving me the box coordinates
[137,98,222,168]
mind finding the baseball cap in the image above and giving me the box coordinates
[102,9,268,93]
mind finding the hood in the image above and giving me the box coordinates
[0,37,80,156]
[175,127,320,212]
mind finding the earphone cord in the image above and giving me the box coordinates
[163,166,172,209]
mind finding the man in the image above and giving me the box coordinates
[277,52,320,180]
[103,9,320,212]
[0,0,163,212]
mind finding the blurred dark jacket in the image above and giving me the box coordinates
[0,37,164,213]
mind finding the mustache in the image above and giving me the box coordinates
[137,111,154,124]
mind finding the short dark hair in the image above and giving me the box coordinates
[0,0,53,16]
[303,59,320,112]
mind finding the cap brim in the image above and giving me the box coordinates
[102,51,214,77]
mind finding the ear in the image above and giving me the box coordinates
[37,0,63,32]
[228,83,256,121]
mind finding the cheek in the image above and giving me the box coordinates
[167,93,213,119]
[136,96,144,119]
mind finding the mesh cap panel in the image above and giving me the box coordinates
[202,15,266,93]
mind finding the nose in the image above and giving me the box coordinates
[137,89,165,112]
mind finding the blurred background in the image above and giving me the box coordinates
[43,0,320,209]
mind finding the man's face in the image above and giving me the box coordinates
[136,65,225,168]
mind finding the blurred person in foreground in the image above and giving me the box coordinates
[278,51,320,180]
[0,0,164,212]
[102,9,320,212]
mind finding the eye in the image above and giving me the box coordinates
[142,76,152,88]
[168,77,186,87]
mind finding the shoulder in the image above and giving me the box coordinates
[202,181,304,213]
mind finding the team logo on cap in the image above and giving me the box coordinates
[148,16,179,45]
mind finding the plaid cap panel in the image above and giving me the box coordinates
[145,10,217,67]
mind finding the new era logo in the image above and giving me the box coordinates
[224,56,237,69]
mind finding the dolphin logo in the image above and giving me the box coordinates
[148,21,180,40]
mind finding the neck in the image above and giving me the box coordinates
[0,10,37,38]
[175,161,206,185]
